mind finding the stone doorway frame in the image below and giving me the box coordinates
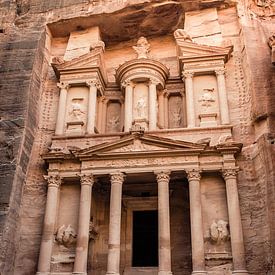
[122,197,158,274]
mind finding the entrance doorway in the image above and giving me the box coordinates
[132,210,158,267]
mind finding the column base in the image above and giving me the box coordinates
[232,270,249,275]
[158,271,173,275]
[36,273,50,275]
[72,273,87,275]
[191,272,208,275]
[106,273,119,275]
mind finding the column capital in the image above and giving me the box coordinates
[149,79,160,86]
[44,174,62,188]
[122,79,134,88]
[57,82,69,90]
[79,173,95,186]
[155,170,171,182]
[215,68,226,76]
[186,169,201,181]
[182,70,194,79]
[87,79,101,90]
[110,172,125,184]
[222,168,239,180]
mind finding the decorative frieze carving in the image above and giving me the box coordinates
[209,220,230,245]
[55,224,77,247]
[186,169,201,181]
[44,175,62,188]
[133,37,151,59]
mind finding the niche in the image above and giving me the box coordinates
[168,94,184,128]
[106,101,122,133]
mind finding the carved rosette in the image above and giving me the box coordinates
[155,171,171,183]
[79,174,95,186]
[222,168,238,180]
[182,71,194,80]
[215,68,226,76]
[186,169,201,181]
[110,172,125,185]
[44,175,62,188]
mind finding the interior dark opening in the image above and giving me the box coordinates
[132,210,158,267]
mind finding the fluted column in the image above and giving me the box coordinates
[106,172,125,275]
[187,170,207,275]
[155,171,173,275]
[55,82,69,135]
[223,169,248,275]
[73,174,94,275]
[123,81,134,132]
[149,80,158,130]
[215,69,230,125]
[37,175,62,275]
[182,71,196,128]
[87,80,100,134]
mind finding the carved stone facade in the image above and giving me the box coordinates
[0,1,274,275]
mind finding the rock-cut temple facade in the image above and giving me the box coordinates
[0,1,274,275]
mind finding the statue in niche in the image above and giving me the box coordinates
[55,224,77,247]
[135,97,147,118]
[89,218,99,241]
[199,88,215,109]
[69,99,85,121]
[174,29,193,42]
[171,107,182,128]
[133,37,150,59]
[210,220,230,245]
[108,115,120,132]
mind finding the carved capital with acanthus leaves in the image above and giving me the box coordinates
[110,172,125,185]
[222,168,239,180]
[121,79,135,88]
[215,68,226,76]
[79,174,95,186]
[182,71,194,80]
[155,171,171,183]
[44,174,62,188]
[86,79,101,90]
[57,82,70,90]
[186,169,201,181]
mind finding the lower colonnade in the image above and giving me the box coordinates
[36,168,248,275]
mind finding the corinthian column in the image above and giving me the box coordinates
[55,82,69,135]
[222,169,248,275]
[149,80,158,131]
[187,170,207,275]
[215,69,230,125]
[155,171,173,275]
[123,80,134,132]
[73,174,94,275]
[37,175,62,275]
[87,80,100,134]
[106,172,125,275]
[182,71,196,128]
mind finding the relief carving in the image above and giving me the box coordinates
[89,220,99,241]
[248,0,274,18]
[169,96,183,128]
[135,97,147,118]
[106,102,121,133]
[108,116,120,132]
[174,29,193,42]
[133,37,150,59]
[199,88,216,110]
[55,224,77,247]
[210,220,230,245]
[268,34,275,65]
[68,98,85,122]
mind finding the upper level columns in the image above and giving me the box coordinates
[55,82,69,135]
[215,69,230,125]
[187,170,207,275]
[37,175,62,275]
[106,172,125,275]
[182,71,196,128]
[123,81,134,132]
[87,80,100,134]
[73,174,94,275]
[222,169,248,275]
[149,80,158,131]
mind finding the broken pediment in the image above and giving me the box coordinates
[51,47,107,82]
[73,133,207,159]
[174,30,233,64]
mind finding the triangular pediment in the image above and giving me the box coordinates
[52,48,106,79]
[74,134,206,159]
[176,40,233,63]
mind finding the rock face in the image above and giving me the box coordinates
[0,0,274,275]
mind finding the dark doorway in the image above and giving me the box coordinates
[132,210,158,267]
